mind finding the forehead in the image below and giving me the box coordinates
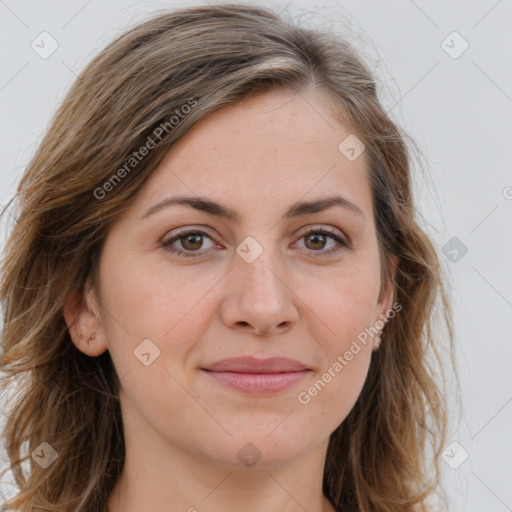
[132,88,373,223]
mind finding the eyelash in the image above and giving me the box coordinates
[161,226,349,258]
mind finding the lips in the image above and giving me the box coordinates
[200,356,311,394]
[201,356,309,373]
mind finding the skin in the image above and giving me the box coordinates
[64,87,397,512]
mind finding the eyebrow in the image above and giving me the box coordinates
[138,193,365,223]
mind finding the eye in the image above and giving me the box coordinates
[161,228,217,258]
[161,226,349,258]
[293,226,348,257]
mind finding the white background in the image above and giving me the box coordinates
[1,1,511,510]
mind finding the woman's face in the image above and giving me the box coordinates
[67,88,395,470]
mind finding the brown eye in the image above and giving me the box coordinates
[295,227,348,257]
[304,232,328,251]
[180,233,204,251]
[161,229,216,257]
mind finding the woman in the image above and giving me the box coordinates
[0,3,456,511]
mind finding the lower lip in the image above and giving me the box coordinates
[201,370,310,394]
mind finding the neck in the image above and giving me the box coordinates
[106,436,337,512]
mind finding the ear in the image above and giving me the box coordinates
[373,254,400,351]
[63,279,108,357]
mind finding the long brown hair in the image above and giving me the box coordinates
[0,3,458,511]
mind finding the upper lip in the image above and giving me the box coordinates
[201,356,310,373]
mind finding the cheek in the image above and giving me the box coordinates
[308,263,381,346]
[97,253,206,436]
[98,250,218,379]
[287,266,378,420]
[100,249,205,335]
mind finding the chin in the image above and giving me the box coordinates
[202,425,318,470]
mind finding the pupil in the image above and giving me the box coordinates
[184,234,202,250]
[307,234,325,250]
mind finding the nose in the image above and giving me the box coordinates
[219,249,300,338]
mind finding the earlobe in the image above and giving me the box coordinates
[63,285,108,357]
